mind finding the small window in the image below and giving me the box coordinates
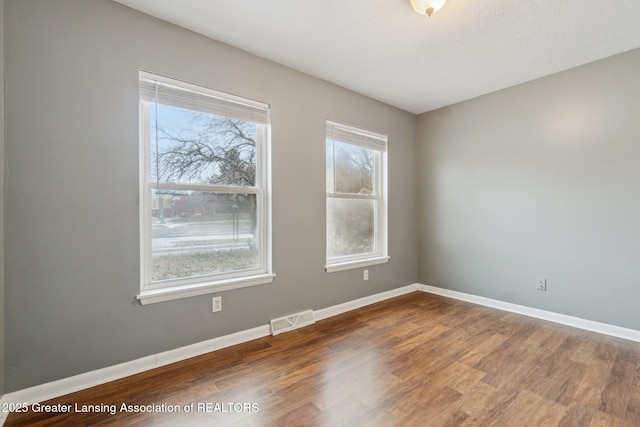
[325,121,389,273]
[138,72,274,304]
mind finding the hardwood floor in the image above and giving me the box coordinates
[6,292,640,426]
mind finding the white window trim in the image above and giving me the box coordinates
[325,256,390,274]
[325,121,389,273]
[137,72,273,304]
[137,273,276,305]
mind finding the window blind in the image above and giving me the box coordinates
[139,72,269,125]
[326,121,387,152]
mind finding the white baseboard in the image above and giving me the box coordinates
[0,283,419,417]
[4,281,637,424]
[418,284,640,343]
[314,284,419,321]
[0,323,271,421]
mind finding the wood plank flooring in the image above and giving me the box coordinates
[6,292,640,426]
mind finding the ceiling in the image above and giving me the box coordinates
[113,0,640,115]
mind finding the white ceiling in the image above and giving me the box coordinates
[114,0,640,114]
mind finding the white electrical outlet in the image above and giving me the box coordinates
[364,270,369,280]
[536,278,547,291]
[212,296,222,312]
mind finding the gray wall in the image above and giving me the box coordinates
[417,49,640,330]
[3,0,417,392]
[1,0,5,395]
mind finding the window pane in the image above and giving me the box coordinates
[332,141,374,194]
[327,198,376,258]
[150,103,257,187]
[151,189,258,281]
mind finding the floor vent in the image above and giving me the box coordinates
[270,310,315,336]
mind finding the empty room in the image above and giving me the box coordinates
[1,0,640,425]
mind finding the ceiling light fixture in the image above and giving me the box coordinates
[410,0,447,17]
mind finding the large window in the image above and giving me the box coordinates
[325,121,389,272]
[138,72,273,304]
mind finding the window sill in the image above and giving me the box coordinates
[325,256,390,273]
[137,273,276,305]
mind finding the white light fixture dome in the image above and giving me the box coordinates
[410,0,447,17]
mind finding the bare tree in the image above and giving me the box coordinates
[328,143,376,257]
[154,113,258,238]
[334,144,373,194]
[154,114,256,187]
